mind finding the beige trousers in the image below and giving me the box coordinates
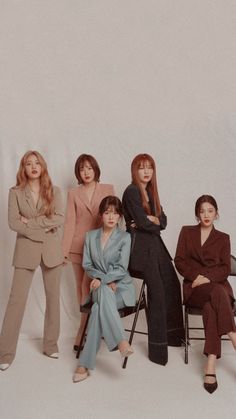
[0,261,62,364]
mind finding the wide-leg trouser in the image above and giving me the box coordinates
[0,262,62,364]
[79,285,126,370]
[187,283,236,358]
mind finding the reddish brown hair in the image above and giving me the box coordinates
[16,150,54,217]
[74,154,100,184]
[131,153,161,216]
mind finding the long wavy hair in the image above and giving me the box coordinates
[131,153,161,216]
[16,150,54,216]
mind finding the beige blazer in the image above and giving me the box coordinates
[8,185,64,269]
[62,183,114,257]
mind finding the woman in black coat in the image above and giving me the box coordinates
[122,153,184,365]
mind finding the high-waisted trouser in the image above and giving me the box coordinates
[79,285,126,370]
[142,246,184,366]
[187,282,236,358]
[0,261,62,364]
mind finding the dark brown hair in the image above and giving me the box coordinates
[74,154,100,184]
[195,195,218,218]
[131,153,161,216]
[99,196,123,216]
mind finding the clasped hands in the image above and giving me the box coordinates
[192,274,210,288]
[90,279,117,292]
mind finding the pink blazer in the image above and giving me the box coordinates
[62,183,114,257]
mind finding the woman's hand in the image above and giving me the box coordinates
[192,275,210,288]
[90,278,101,291]
[20,216,28,224]
[147,215,160,225]
[108,282,117,292]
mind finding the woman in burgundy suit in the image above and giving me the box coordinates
[175,195,236,393]
[62,154,114,351]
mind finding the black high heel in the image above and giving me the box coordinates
[204,374,218,394]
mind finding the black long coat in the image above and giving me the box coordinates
[122,183,184,365]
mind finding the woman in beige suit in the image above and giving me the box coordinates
[0,151,64,371]
[62,154,114,351]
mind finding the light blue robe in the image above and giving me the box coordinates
[79,227,135,370]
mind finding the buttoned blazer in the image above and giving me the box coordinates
[82,227,136,307]
[62,183,114,257]
[174,224,233,303]
[8,185,64,269]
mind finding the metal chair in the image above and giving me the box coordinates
[184,254,236,364]
[76,273,148,369]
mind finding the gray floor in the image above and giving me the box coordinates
[1,313,236,419]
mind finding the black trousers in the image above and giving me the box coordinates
[142,243,184,365]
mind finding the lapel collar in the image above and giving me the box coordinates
[192,225,202,259]
[24,184,37,213]
[103,227,119,255]
[78,185,94,214]
[95,228,108,272]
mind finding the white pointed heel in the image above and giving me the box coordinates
[0,363,10,371]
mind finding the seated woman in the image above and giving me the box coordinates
[73,196,136,383]
[175,195,236,394]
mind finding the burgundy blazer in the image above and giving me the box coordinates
[62,183,114,257]
[174,224,233,304]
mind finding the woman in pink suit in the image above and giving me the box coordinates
[175,195,236,393]
[62,154,114,350]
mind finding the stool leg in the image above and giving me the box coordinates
[76,313,90,359]
[122,282,145,369]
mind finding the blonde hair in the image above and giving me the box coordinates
[131,153,161,216]
[16,150,54,216]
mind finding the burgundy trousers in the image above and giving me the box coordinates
[187,283,236,358]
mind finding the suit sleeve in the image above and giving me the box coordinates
[174,227,200,281]
[123,186,164,234]
[8,189,44,242]
[27,187,64,230]
[201,235,231,282]
[61,189,77,258]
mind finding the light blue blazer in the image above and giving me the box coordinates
[82,227,136,307]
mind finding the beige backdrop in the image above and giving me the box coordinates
[1,0,236,338]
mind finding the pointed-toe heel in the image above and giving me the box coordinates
[0,363,10,371]
[73,368,89,383]
[204,374,218,394]
[43,352,59,359]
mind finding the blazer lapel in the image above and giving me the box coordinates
[24,185,38,215]
[78,185,93,214]
[191,225,204,260]
[95,229,108,273]
[103,227,120,264]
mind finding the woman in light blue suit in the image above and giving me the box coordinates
[73,196,135,383]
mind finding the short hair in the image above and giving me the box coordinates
[74,154,100,184]
[99,196,123,216]
[195,195,218,217]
